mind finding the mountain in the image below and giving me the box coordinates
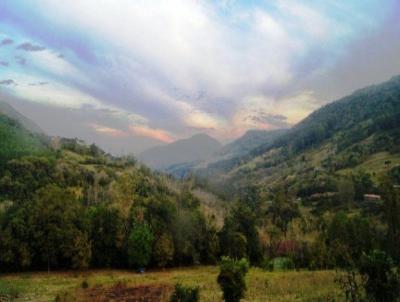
[166,129,288,178]
[196,75,400,198]
[0,101,44,134]
[138,133,222,170]
[219,129,288,159]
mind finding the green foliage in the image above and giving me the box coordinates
[217,257,249,302]
[219,203,262,264]
[153,233,174,268]
[269,257,295,271]
[389,166,400,183]
[380,177,400,261]
[0,114,47,168]
[359,250,400,302]
[127,223,154,268]
[89,206,125,267]
[170,283,199,302]
[199,75,400,204]
[324,213,378,268]
[267,188,300,235]
[0,184,91,271]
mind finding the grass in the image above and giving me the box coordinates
[337,151,400,180]
[0,267,342,302]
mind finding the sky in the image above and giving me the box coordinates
[0,0,399,154]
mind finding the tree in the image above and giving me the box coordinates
[127,223,154,269]
[380,177,400,262]
[268,188,300,236]
[0,206,32,270]
[219,218,247,260]
[29,185,91,271]
[217,257,249,302]
[89,206,125,267]
[220,202,262,264]
[68,231,92,269]
[153,233,174,268]
[359,250,400,302]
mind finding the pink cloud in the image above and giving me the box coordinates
[90,123,129,137]
[129,125,174,143]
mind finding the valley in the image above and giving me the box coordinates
[0,75,399,301]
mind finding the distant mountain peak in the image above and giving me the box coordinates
[138,133,222,170]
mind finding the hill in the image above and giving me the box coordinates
[138,133,222,170]
[0,112,48,167]
[219,129,287,159]
[0,112,226,272]
[166,129,287,178]
[0,101,43,134]
[195,75,400,198]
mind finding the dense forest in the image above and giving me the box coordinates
[0,76,400,300]
[0,118,222,271]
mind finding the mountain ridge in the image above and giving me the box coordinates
[138,133,222,170]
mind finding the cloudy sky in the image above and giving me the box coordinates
[0,0,399,154]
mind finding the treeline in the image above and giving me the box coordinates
[0,134,399,276]
[214,173,400,272]
[0,140,220,271]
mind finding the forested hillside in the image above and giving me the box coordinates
[0,116,222,271]
[167,129,288,178]
[0,101,43,134]
[0,113,48,168]
[195,76,400,200]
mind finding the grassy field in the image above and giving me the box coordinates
[0,267,343,302]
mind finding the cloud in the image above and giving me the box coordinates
[17,42,46,52]
[0,38,13,47]
[89,123,129,137]
[129,125,174,143]
[28,82,48,86]
[248,113,290,129]
[0,79,15,86]
[15,56,26,65]
[0,0,395,151]
[6,77,102,108]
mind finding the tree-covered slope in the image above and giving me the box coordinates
[219,129,287,159]
[0,101,43,134]
[0,121,223,271]
[199,75,400,198]
[0,113,48,167]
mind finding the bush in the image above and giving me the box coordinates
[260,257,273,272]
[269,257,294,271]
[81,280,89,289]
[170,283,199,302]
[217,256,249,302]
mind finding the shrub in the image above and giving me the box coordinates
[269,257,294,271]
[335,269,364,302]
[260,257,273,272]
[170,283,199,302]
[217,256,249,302]
[81,279,89,289]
